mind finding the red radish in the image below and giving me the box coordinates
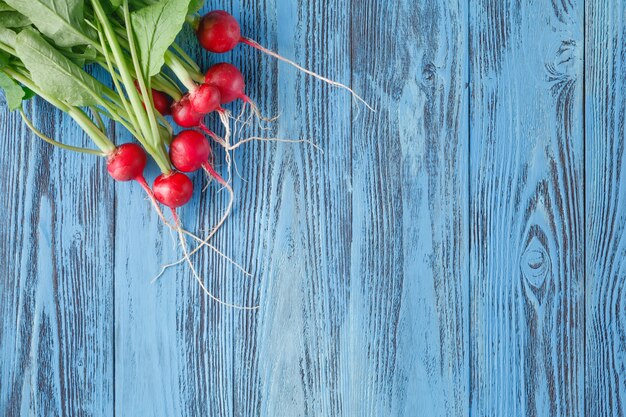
[171,95,221,140]
[204,63,268,125]
[171,97,204,127]
[169,130,211,173]
[107,143,167,220]
[169,130,230,190]
[196,11,240,53]
[151,89,173,115]
[187,84,229,142]
[153,172,194,209]
[195,10,372,110]
[134,81,172,115]
[107,143,147,182]
[190,84,222,114]
[204,63,247,104]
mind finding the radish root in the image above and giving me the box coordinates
[240,97,279,124]
[227,136,323,153]
[154,98,321,300]
[240,37,375,112]
[171,210,258,310]
[154,159,251,281]
[136,176,171,226]
[149,186,251,284]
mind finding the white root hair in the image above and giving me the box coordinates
[241,37,376,112]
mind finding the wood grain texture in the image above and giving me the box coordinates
[0,100,114,416]
[469,0,584,416]
[348,0,469,416]
[586,1,626,416]
[5,0,626,416]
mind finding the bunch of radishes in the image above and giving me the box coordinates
[0,0,365,306]
[117,11,282,214]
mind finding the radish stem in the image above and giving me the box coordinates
[122,1,161,151]
[91,0,171,173]
[20,110,106,156]
[164,53,198,91]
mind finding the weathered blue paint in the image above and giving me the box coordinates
[469,1,585,416]
[585,1,626,416]
[0,101,115,415]
[0,0,624,416]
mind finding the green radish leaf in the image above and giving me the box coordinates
[23,86,35,100]
[131,0,192,76]
[102,0,123,12]
[130,0,200,13]
[128,0,161,8]
[0,25,17,49]
[0,70,26,110]
[103,0,122,8]
[0,11,31,28]
[58,44,98,66]
[0,1,15,12]
[15,29,104,106]
[0,50,9,67]
[4,0,94,47]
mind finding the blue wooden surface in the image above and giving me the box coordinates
[470,1,584,416]
[0,0,624,416]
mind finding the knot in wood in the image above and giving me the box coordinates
[421,63,437,86]
[520,236,550,288]
[546,39,579,84]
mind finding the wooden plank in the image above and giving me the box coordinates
[469,1,584,416]
[112,163,188,416]
[111,81,197,414]
[585,1,626,416]
[232,0,356,415]
[347,0,469,416]
[0,100,114,415]
[115,0,357,413]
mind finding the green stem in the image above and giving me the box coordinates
[0,40,16,56]
[122,1,160,150]
[94,31,140,135]
[95,35,182,101]
[67,108,117,154]
[88,105,140,140]
[170,43,201,74]
[90,106,107,134]
[152,75,182,101]
[107,19,180,96]
[91,0,171,173]
[164,52,198,91]
[20,110,106,156]
[146,144,171,173]
[108,15,201,93]
[185,14,201,31]
[92,0,151,140]
[157,119,173,146]
[5,68,115,153]
[107,16,187,99]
